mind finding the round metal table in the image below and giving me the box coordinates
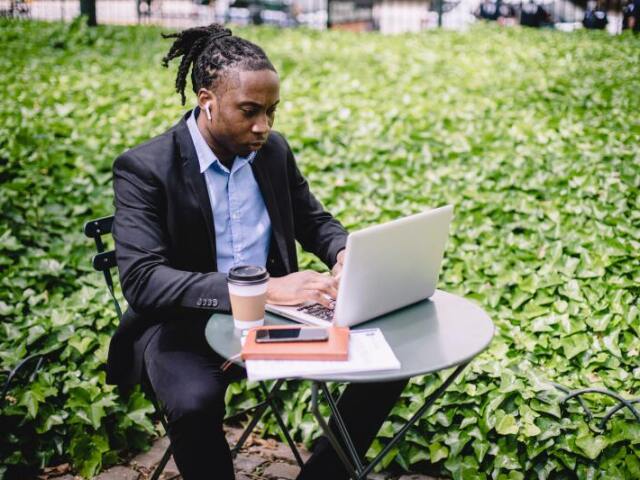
[205,290,494,479]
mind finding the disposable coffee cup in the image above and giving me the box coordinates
[227,265,270,330]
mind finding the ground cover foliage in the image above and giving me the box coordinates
[0,18,638,479]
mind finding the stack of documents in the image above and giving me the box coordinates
[244,328,401,382]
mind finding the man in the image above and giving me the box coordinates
[623,0,640,32]
[108,23,407,480]
[477,0,499,21]
[582,0,608,30]
[520,0,550,28]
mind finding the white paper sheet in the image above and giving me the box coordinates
[244,328,401,382]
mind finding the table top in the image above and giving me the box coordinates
[205,289,494,383]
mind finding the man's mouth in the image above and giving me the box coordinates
[249,141,265,149]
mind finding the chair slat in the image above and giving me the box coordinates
[84,216,114,239]
[92,251,117,272]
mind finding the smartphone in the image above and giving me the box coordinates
[255,327,329,343]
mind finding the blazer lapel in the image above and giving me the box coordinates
[251,152,291,273]
[174,113,217,269]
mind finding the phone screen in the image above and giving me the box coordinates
[257,328,301,341]
[255,328,328,343]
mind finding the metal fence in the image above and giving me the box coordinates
[0,0,630,33]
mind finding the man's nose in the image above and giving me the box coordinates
[252,114,270,134]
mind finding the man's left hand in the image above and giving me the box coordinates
[331,249,346,280]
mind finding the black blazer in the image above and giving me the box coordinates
[107,110,348,385]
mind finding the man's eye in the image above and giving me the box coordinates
[242,109,258,117]
[267,108,277,116]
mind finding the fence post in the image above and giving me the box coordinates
[79,0,97,26]
[438,0,443,26]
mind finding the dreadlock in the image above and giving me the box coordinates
[162,24,276,105]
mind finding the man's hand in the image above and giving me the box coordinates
[331,249,346,280]
[267,270,339,308]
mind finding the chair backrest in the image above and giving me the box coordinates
[83,215,171,440]
[83,215,122,320]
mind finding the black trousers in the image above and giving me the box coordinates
[144,318,408,480]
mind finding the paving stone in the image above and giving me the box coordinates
[262,462,301,479]
[224,425,244,445]
[261,440,311,463]
[40,463,73,478]
[367,474,389,480]
[234,453,266,473]
[158,473,181,480]
[130,436,171,470]
[94,466,140,480]
[159,457,180,479]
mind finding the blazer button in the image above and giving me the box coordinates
[269,258,275,264]
[212,299,218,307]
[196,298,203,307]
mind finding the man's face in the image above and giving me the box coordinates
[205,69,280,159]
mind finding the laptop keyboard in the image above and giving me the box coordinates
[297,303,334,322]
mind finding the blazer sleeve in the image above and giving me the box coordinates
[112,152,231,315]
[285,141,349,268]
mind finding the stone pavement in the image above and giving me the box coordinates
[85,428,443,480]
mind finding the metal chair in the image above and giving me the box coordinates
[83,215,303,479]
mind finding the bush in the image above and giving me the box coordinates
[1,19,638,479]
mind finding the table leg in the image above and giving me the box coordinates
[311,382,361,480]
[232,378,286,455]
[258,382,305,467]
[319,382,365,473]
[360,363,469,479]
[310,362,470,480]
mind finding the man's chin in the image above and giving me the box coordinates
[229,145,251,158]
[232,142,264,158]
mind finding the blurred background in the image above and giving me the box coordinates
[1,0,637,34]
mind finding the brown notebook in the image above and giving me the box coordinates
[241,326,350,361]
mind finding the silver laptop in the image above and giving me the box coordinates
[266,205,454,327]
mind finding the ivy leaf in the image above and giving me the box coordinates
[68,336,95,355]
[445,454,485,480]
[429,441,449,463]
[69,430,110,478]
[495,412,519,436]
[498,369,525,394]
[560,280,585,302]
[444,430,471,458]
[560,333,590,359]
[602,329,622,358]
[18,390,40,419]
[472,439,490,463]
[575,432,609,460]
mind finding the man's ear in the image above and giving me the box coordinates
[197,88,217,114]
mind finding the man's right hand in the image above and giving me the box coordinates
[266,270,338,308]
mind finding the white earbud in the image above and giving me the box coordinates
[204,102,212,121]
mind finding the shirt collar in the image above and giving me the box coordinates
[186,108,256,174]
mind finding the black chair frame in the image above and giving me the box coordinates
[83,215,303,479]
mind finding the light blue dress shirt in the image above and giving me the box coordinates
[186,109,272,274]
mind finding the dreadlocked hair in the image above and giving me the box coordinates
[162,24,276,105]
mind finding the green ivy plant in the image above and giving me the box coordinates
[0,18,638,479]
